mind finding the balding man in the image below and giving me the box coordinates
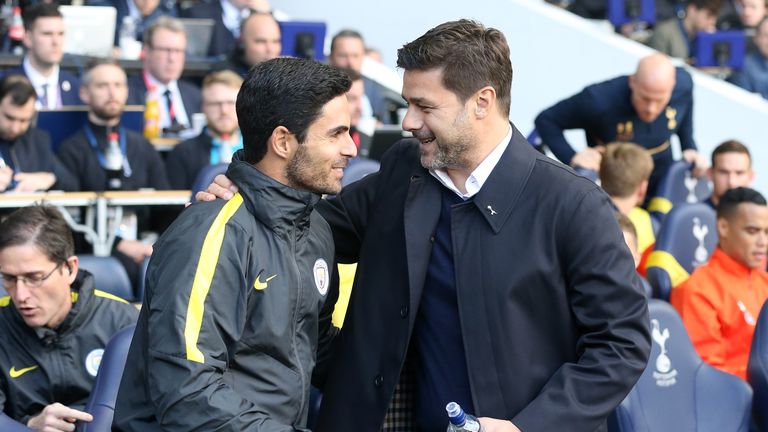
[214,12,281,77]
[536,53,705,196]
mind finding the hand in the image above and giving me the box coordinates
[116,239,153,264]
[11,172,56,192]
[27,402,92,432]
[479,417,522,432]
[194,174,238,202]
[0,166,12,192]
[682,149,708,177]
[247,0,270,12]
[570,147,604,172]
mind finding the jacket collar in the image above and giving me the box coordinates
[30,271,95,340]
[226,158,320,232]
[710,246,764,278]
[470,123,537,234]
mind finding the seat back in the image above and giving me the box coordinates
[748,301,768,432]
[611,300,752,432]
[190,163,228,202]
[645,203,717,300]
[78,255,133,302]
[76,325,136,432]
[647,161,711,224]
[342,158,380,187]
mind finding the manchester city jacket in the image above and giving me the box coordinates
[114,159,336,431]
[0,271,138,423]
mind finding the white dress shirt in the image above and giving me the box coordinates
[23,57,61,110]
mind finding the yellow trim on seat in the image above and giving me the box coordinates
[184,193,244,363]
[647,197,673,214]
[94,289,130,304]
[646,250,691,288]
[0,296,10,307]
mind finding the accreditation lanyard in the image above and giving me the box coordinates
[83,123,133,178]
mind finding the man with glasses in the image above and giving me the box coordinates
[165,70,242,189]
[0,205,138,431]
[126,17,202,138]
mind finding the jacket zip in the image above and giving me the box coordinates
[289,221,307,424]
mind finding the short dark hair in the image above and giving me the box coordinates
[397,19,513,117]
[0,74,37,106]
[0,206,74,264]
[336,67,362,82]
[237,57,351,164]
[711,139,751,168]
[22,3,62,32]
[330,29,364,54]
[716,187,767,220]
[686,0,723,16]
[81,58,124,87]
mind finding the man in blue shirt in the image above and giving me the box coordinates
[730,17,768,99]
[535,53,707,196]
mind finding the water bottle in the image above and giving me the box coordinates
[143,87,161,139]
[446,402,483,432]
[104,131,123,190]
[8,4,24,55]
[119,16,141,59]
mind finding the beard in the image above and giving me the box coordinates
[418,108,473,171]
[285,144,345,195]
[91,102,124,124]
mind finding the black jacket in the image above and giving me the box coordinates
[313,125,651,431]
[0,127,77,192]
[0,271,138,423]
[114,160,336,431]
[165,131,213,189]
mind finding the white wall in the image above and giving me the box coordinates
[274,0,768,195]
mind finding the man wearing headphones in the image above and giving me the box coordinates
[213,12,282,77]
[0,206,138,432]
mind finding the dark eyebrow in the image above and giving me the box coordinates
[328,125,350,136]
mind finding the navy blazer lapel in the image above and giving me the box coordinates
[403,164,441,330]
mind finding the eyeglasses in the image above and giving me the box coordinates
[1,263,62,289]
[150,46,186,56]
[203,100,237,109]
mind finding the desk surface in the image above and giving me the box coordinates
[102,190,191,205]
[0,191,98,208]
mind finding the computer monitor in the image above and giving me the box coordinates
[279,20,326,62]
[695,31,747,69]
[59,6,117,58]
[607,0,655,27]
[178,18,215,59]
[365,125,409,162]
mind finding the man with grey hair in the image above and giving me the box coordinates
[126,16,202,138]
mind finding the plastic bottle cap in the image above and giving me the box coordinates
[108,132,119,142]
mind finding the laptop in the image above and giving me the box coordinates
[59,6,117,58]
[178,18,215,59]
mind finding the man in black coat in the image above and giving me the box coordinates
[204,19,651,432]
[0,75,76,193]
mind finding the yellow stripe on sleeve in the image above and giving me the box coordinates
[94,289,130,304]
[646,250,691,288]
[647,197,673,215]
[184,193,244,363]
[0,296,10,307]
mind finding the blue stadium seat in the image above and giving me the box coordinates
[748,301,768,432]
[78,255,134,302]
[76,325,136,432]
[610,300,752,432]
[526,128,544,153]
[645,203,717,300]
[0,413,33,431]
[190,163,228,202]
[647,161,711,224]
[343,158,380,187]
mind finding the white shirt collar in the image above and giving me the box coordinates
[23,56,60,110]
[127,0,141,20]
[430,125,513,199]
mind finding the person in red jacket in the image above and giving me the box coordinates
[671,187,768,379]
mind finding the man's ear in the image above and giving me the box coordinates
[268,126,296,160]
[473,86,496,119]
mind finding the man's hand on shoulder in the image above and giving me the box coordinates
[570,146,604,172]
[27,402,92,432]
[194,174,238,202]
[682,149,708,177]
[479,417,522,432]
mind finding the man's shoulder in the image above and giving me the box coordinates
[59,128,89,151]
[576,75,629,111]
[672,67,694,96]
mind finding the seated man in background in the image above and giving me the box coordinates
[0,205,138,430]
[729,16,768,99]
[213,11,281,77]
[705,139,755,208]
[126,17,201,138]
[671,187,768,380]
[535,53,706,198]
[165,70,243,190]
[57,59,169,288]
[3,4,80,109]
[600,142,656,269]
[0,75,76,193]
[648,0,721,62]
[113,0,178,48]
